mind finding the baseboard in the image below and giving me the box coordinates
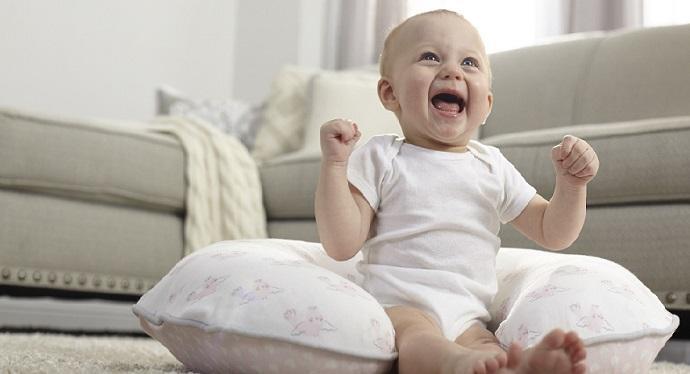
[0,296,142,333]
[671,310,690,339]
[657,340,690,364]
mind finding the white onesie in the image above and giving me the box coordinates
[347,134,536,340]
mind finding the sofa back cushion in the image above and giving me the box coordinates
[484,23,690,138]
[485,36,603,138]
[577,23,690,124]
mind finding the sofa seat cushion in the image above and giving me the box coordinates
[261,116,690,219]
[260,151,321,219]
[0,108,185,212]
[482,116,690,206]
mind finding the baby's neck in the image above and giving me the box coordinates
[403,139,469,153]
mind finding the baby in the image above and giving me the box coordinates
[315,9,598,374]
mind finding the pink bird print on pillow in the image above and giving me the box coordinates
[232,278,283,305]
[284,306,337,337]
[526,283,569,302]
[370,319,394,353]
[601,279,642,304]
[570,303,614,333]
[317,276,370,300]
[186,275,229,302]
[515,323,542,347]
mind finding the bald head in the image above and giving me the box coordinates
[379,10,492,84]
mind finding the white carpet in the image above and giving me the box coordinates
[0,333,187,374]
[1,332,689,374]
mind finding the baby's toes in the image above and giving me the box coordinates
[569,344,586,363]
[540,329,567,350]
[473,360,488,374]
[475,354,509,374]
[562,332,586,363]
[506,343,522,369]
[563,331,582,347]
[485,357,501,372]
[572,361,587,374]
[494,351,508,368]
[472,357,496,374]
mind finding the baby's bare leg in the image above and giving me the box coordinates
[387,306,506,374]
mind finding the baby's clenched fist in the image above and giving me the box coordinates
[320,119,362,164]
[551,135,599,187]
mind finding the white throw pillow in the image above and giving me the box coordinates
[251,66,320,163]
[295,70,401,157]
[490,248,679,374]
[133,239,396,374]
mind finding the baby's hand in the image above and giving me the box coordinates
[320,119,362,164]
[551,135,599,187]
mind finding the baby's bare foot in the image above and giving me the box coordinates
[441,348,508,374]
[503,329,586,374]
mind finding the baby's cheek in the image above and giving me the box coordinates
[407,76,428,98]
[401,83,428,111]
[467,77,490,95]
[467,79,492,111]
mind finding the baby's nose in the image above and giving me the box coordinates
[441,66,464,80]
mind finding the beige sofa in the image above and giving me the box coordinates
[1,23,689,332]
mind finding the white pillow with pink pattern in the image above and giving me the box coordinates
[490,248,678,374]
[133,240,677,374]
[133,239,396,374]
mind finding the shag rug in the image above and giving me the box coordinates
[1,332,689,374]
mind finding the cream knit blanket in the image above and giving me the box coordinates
[148,116,267,255]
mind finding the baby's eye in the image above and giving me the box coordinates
[461,57,480,68]
[420,52,440,62]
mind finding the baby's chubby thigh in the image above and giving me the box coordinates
[385,305,445,337]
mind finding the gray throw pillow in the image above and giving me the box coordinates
[156,85,265,150]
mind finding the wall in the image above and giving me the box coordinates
[0,0,331,120]
[231,0,329,103]
[0,0,239,120]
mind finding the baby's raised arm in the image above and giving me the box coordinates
[511,135,600,250]
[315,119,374,261]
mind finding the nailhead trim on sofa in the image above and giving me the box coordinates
[0,266,154,295]
[657,291,690,311]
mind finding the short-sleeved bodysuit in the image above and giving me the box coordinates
[347,135,536,340]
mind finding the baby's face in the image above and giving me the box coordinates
[379,14,493,152]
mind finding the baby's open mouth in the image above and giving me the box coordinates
[431,93,465,115]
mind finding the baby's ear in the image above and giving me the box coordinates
[487,91,494,113]
[483,91,494,125]
[377,78,399,112]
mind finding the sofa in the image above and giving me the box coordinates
[1,23,689,334]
